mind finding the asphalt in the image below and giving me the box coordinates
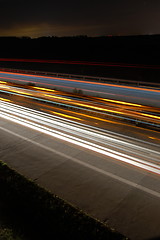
[0,114,160,240]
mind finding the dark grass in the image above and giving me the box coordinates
[0,161,128,240]
[0,227,22,240]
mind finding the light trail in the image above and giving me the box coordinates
[12,90,33,96]
[70,101,124,115]
[0,85,10,89]
[0,97,11,102]
[5,83,159,114]
[47,108,125,125]
[140,112,160,120]
[0,80,7,84]
[1,58,160,69]
[1,70,160,93]
[1,83,160,127]
[13,83,160,117]
[44,94,71,101]
[49,110,82,121]
[1,100,159,153]
[33,86,56,92]
[0,70,160,112]
[0,100,160,175]
[99,98,142,107]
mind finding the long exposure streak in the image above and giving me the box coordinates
[0,100,160,175]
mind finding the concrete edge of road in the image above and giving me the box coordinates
[0,160,128,240]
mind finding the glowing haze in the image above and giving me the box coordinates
[0,0,160,37]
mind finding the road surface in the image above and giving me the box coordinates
[0,100,160,240]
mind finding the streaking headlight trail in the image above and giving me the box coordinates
[0,100,160,175]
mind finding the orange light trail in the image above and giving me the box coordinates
[149,136,159,140]
[1,71,160,93]
[39,105,139,128]
[1,79,160,124]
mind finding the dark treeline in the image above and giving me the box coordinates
[1,35,160,64]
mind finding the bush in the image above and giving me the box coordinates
[73,88,83,95]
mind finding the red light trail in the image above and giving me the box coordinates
[0,58,160,69]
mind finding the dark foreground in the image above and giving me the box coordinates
[0,161,127,240]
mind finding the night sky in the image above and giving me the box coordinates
[0,0,160,37]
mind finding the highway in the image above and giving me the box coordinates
[0,71,160,239]
[1,100,160,174]
[1,90,160,145]
[0,70,160,107]
[0,81,160,131]
[0,97,160,239]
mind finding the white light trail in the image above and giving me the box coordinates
[0,101,160,175]
[1,100,160,158]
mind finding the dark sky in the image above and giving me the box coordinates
[0,0,160,37]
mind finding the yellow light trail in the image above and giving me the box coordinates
[72,102,124,115]
[0,97,11,102]
[44,94,71,101]
[140,112,160,120]
[39,105,128,126]
[100,98,142,107]
[73,100,160,122]
[0,85,33,96]
[48,110,82,121]
[32,86,142,108]
[0,81,7,84]
[56,108,160,131]
[1,82,159,123]
[33,87,56,92]
[10,90,33,96]
[40,105,141,128]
